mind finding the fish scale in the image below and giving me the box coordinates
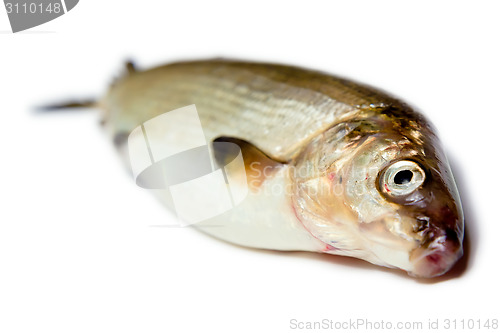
[105,61,362,160]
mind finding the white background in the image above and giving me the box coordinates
[1,1,498,332]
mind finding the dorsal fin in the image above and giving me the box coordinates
[125,60,137,74]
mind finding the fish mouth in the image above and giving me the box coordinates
[409,230,463,278]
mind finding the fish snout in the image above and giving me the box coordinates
[410,229,463,278]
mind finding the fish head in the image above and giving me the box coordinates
[292,109,464,278]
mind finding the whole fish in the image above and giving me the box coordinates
[75,59,464,278]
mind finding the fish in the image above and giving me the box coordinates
[63,59,464,278]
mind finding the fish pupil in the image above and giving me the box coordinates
[394,170,413,185]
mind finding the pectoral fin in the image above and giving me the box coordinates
[212,137,286,191]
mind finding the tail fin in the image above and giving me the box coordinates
[36,60,137,112]
[36,99,97,111]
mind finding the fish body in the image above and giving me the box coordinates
[98,60,464,278]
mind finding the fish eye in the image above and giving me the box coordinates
[380,160,425,196]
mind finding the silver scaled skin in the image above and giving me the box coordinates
[99,60,464,278]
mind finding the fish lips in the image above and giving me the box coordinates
[410,232,463,278]
[409,204,464,278]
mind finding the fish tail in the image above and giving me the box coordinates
[36,99,98,111]
[36,59,138,112]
